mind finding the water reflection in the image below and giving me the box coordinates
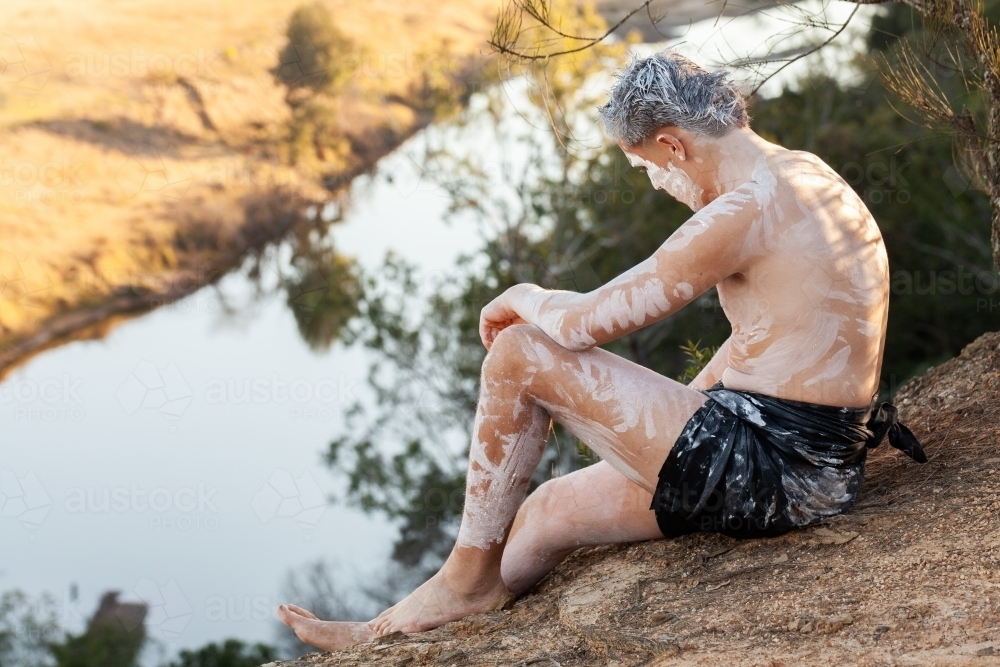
[0,113,485,661]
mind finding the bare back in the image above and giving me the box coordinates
[717,150,889,407]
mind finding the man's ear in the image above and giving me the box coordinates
[654,129,686,162]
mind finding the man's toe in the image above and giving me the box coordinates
[287,604,318,620]
[277,605,293,625]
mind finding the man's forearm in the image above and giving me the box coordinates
[506,284,596,351]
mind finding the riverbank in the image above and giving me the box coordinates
[0,0,498,378]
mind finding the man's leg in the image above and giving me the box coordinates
[369,323,707,634]
[501,460,662,596]
[281,323,707,647]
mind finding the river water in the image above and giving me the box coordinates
[0,3,878,661]
[0,119,490,660]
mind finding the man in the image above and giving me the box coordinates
[278,50,924,650]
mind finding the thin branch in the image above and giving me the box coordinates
[490,0,655,60]
[747,4,861,97]
[645,1,675,41]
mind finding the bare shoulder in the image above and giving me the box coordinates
[771,149,851,191]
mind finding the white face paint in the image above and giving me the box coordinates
[625,152,705,211]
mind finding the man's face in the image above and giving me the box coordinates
[618,139,705,212]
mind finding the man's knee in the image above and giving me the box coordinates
[523,477,576,530]
[516,477,583,555]
[485,323,548,374]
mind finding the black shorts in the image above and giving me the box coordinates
[649,381,926,540]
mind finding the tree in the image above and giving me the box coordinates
[316,0,994,585]
[866,0,1000,267]
[0,590,60,667]
[282,238,363,352]
[272,2,357,166]
[49,628,144,667]
[489,0,1000,270]
[162,639,276,667]
[273,2,355,96]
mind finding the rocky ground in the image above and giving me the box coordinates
[267,332,1000,667]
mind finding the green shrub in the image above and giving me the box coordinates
[273,2,354,95]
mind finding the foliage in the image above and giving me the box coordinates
[49,626,144,667]
[867,0,1000,267]
[162,639,276,667]
[273,2,355,95]
[271,2,357,167]
[326,253,483,579]
[282,240,362,352]
[0,590,60,667]
[283,96,353,170]
[313,0,996,602]
[676,341,720,386]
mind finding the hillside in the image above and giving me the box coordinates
[0,0,497,376]
[267,332,1000,666]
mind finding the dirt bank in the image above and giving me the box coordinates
[0,0,498,377]
[268,331,1000,666]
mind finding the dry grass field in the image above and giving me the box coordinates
[0,0,498,374]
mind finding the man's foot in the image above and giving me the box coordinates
[369,567,515,635]
[277,604,375,651]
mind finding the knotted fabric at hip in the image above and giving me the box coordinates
[865,402,927,463]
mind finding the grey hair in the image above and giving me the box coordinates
[599,50,749,146]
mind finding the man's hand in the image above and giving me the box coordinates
[480,287,530,350]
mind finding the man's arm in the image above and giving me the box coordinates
[505,185,761,351]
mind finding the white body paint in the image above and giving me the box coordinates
[460,127,890,587]
[625,152,705,211]
[292,110,898,649]
[506,140,889,409]
[455,324,705,550]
